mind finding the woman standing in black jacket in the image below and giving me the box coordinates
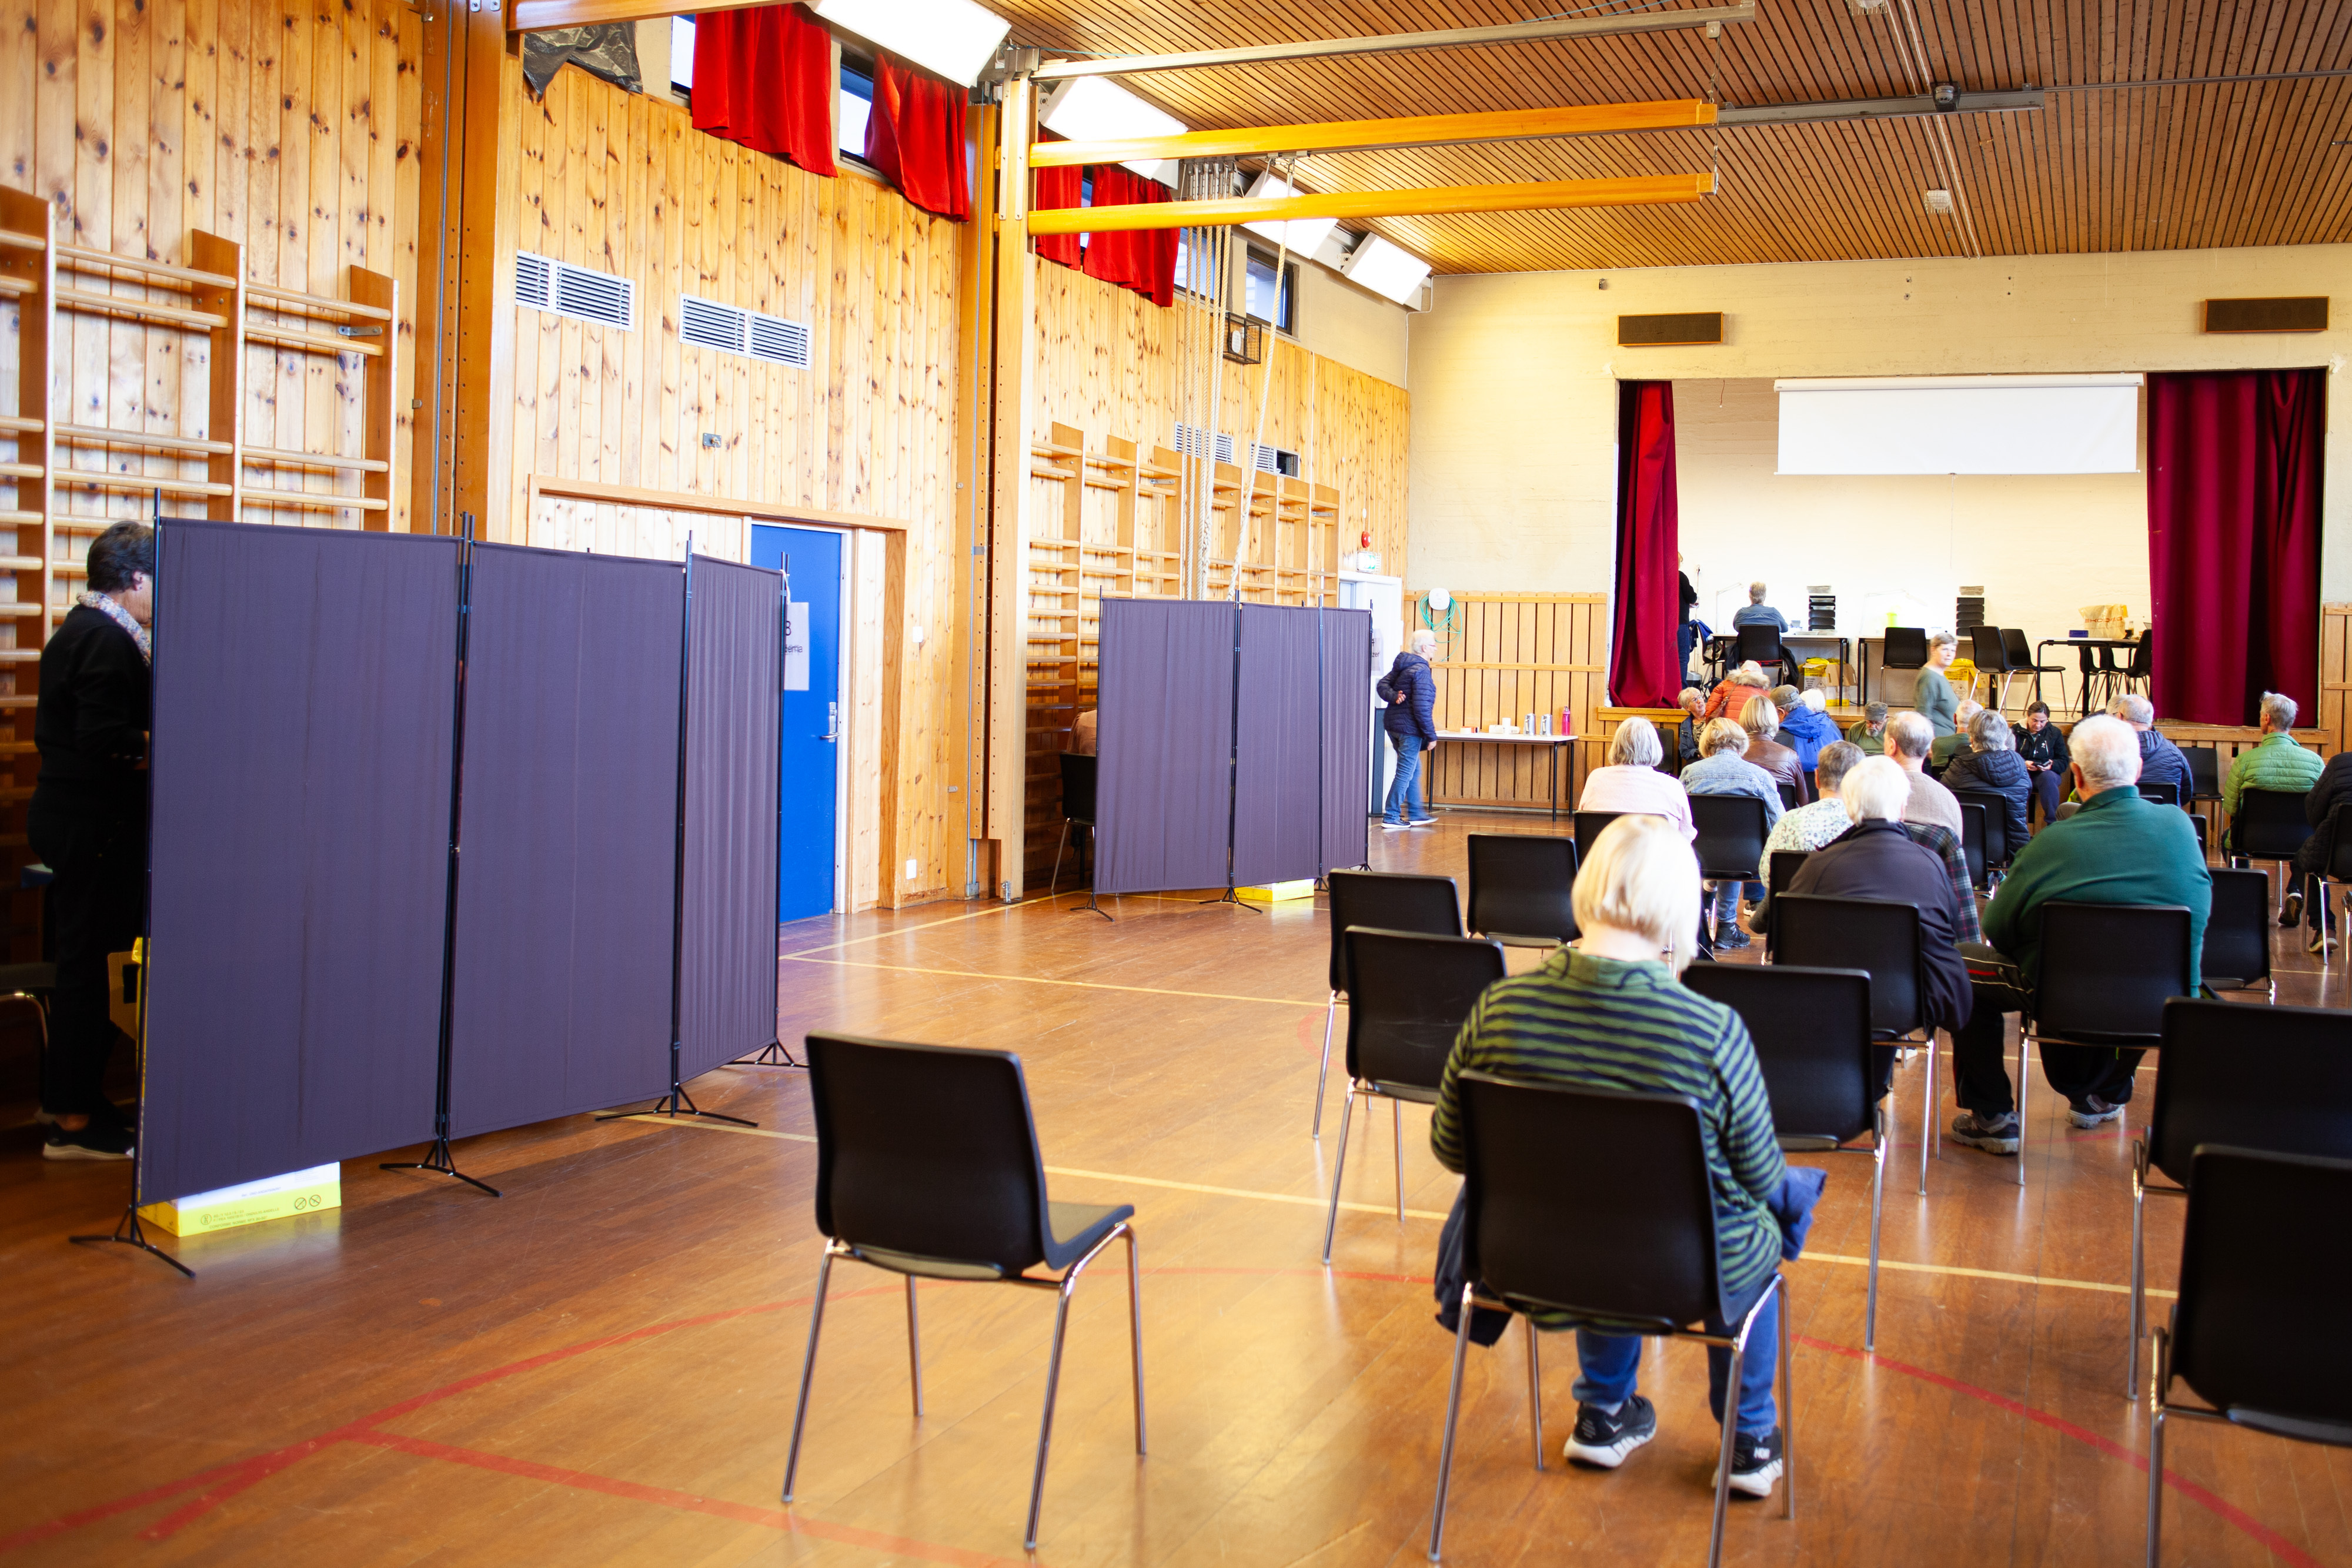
[31,524,153,1159]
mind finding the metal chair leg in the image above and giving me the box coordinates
[2127,1141,2147,1399]
[1526,1315,1545,1471]
[1778,1275,1795,1522]
[780,1245,838,1503]
[2015,1027,2030,1188]
[1707,1336,1746,1568]
[1393,1097,1406,1221]
[905,1273,924,1417]
[1051,821,1070,897]
[2145,1329,2170,1568]
[1427,1282,1476,1563]
[1124,1225,1147,1455]
[1311,992,1338,1136]
[1919,1031,1938,1196]
[1024,1267,1082,1552]
[1321,1086,1357,1265]
[1867,1109,1886,1352]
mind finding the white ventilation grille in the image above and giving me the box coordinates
[1174,422,1235,463]
[513,251,634,329]
[679,293,812,369]
[1248,443,1302,476]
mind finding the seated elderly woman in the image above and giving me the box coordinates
[1578,716,1695,840]
[1700,662,1772,724]
[1740,696,1810,805]
[1430,814,1790,1495]
[1673,688,1707,773]
[1681,718,1783,949]
[1942,706,2032,851]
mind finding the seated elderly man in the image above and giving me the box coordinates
[1731,581,1790,634]
[1943,706,2032,851]
[2107,693,2192,801]
[1845,701,1890,756]
[1783,757,1975,1086]
[1947,716,2211,1153]
[1745,741,1982,948]
[2225,690,2322,858]
[1702,662,1772,724]
[1740,696,1810,805]
[1682,718,1783,950]
[1579,716,1695,841]
[1884,711,1963,835]
[1431,815,1792,1495]
[2290,740,2352,954]
[1928,700,1981,774]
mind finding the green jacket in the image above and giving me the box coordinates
[1929,731,1970,771]
[2221,730,2323,815]
[1913,666,1960,737]
[1982,787,2211,989]
[1846,720,1887,755]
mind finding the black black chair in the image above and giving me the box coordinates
[2147,1145,2352,1566]
[1052,752,1110,920]
[1762,849,1810,955]
[2136,780,2182,808]
[787,1034,1145,1550]
[2228,786,2313,914]
[2123,634,2151,697]
[1682,964,1887,1349]
[1429,1073,1793,1565]
[1572,809,1627,865]
[2126,999,2352,1400]
[1881,627,1927,677]
[2307,802,2352,966]
[2003,627,2068,714]
[1969,627,2016,714]
[1318,870,1462,1136]
[2184,744,2221,807]
[2021,901,2194,1191]
[1949,788,2013,885]
[1776,781,1801,812]
[2199,868,2273,999]
[1734,620,1794,687]
[1322,929,1506,1263]
[1465,833,1577,948]
[1690,795,1770,945]
[1956,801,1989,892]
[1775,894,1936,1195]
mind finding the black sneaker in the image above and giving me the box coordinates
[1715,929,1752,951]
[1949,1110,2020,1155]
[2280,891,2304,928]
[1719,1427,1784,1498]
[43,1122,133,1161]
[1563,1395,1658,1469]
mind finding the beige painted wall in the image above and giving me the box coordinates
[1407,246,2351,615]
[1294,260,1413,389]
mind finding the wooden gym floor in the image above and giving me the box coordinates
[2,815,2348,1567]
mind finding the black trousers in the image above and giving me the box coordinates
[28,793,145,1118]
[1950,943,2142,1117]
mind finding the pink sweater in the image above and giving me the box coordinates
[1576,765,1698,840]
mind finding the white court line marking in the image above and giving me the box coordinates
[619,1116,2173,1296]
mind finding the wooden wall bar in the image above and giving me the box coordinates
[1404,591,1607,810]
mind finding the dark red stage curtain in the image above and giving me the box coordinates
[1033,136,1083,269]
[2147,367,2326,726]
[688,4,838,178]
[1609,380,1681,708]
[865,55,970,221]
[1082,168,1176,306]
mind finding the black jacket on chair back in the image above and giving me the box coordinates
[1943,747,2032,850]
[1785,818,1975,1034]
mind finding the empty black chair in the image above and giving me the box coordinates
[2126,999,2352,1399]
[2198,868,2273,999]
[2020,901,2194,1191]
[1682,964,1888,1348]
[2147,1146,2352,1566]
[2228,786,2313,913]
[1573,809,1628,864]
[1317,870,1462,1136]
[1429,1073,1793,1566]
[788,1034,1145,1550]
[1322,929,1506,1264]
[1970,627,2014,714]
[1775,894,1936,1195]
[2136,780,2181,808]
[2003,627,2069,713]
[1465,833,1577,948]
[1950,789,2012,886]
[1052,752,1109,920]
[2183,744,2221,807]
[1956,801,1989,892]
[1690,795,1770,943]
[1881,627,1927,674]
[1762,849,1810,955]
[2123,634,2152,697]
[1776,781,1801,812]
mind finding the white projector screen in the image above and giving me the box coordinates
[1776,374,2142,476]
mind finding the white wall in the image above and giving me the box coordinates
[1292,260,1412,389]
[1406,246,2351,614]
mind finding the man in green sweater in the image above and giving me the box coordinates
[2224,687,2323,838]
[1947,714,2211,1152]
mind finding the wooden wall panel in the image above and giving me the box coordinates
[1404,592,1606,812]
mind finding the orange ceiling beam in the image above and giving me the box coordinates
[1025,172,1717,235]
[1029,99,1718,168]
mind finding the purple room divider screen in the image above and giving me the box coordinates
[1233,604,1325,886]
[1095,598,1238,895]
[676,553,783,1081]
[1317,607,1372,874]
[143,521,458,1203]
[446,545,683,1137]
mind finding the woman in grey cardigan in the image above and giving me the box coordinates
[1912,630,1962,737]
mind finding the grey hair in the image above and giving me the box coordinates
[1801,688,1828,712]
[1886,710,1933,760]
[1732,667,1769,690]
[1748,581,1768,603]
[2107,693,2155,727]
[1969,707,2012,750]
[2071,714,2143,791]
[1610,714,1663,768]
[1410,628,1439,654]
[1841,755,1910,822]
[1768,684,1799,713]
[1865,701,1889,724]
[2260,690,2298,731]
[1814,740,1865,794]
[1929,630,1959,656]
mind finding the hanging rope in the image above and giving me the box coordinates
[1232,151,1297,603]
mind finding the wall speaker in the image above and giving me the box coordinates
[1618,311,1723,347]
[2203,296,2328,334]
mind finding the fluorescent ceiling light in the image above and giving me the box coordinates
[813,0,1010,89]
[1040,78,1184,185]
[1340,235,1431,305]
[1241,172,1338,256]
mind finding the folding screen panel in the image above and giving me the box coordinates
[1318,608,1374,874]
[447,546,683,1136]
[677,554,784,1081]
[1095,599,1239,895]
[144,521,458,1202]
[1232,604,1325,887]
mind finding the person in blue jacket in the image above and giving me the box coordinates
[1381,628,1441,830]
[1772,686,1840,783]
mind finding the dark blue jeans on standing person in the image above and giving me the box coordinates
[1384,732,1427,825]
[1678,619,1699,685]
[1573,1286,1780,1435]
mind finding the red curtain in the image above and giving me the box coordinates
[2147,368,2326,726]
[1081,167,1176,307]
[865,55,970,222]
[1033,135,1083,269]
[1609,380,1681,708]
[688,4,838,178]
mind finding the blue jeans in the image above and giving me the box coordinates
[1571,1285,1780,1435]
[1383,732,1427,824]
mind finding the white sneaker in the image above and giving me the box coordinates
[1381,821,1409,832]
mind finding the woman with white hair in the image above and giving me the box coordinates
[1681,718,1783,948]
[1378,628,1442,830]
[1912,631,1962,738]
[1430,815,1794,1495]
[1578,716,1698,840]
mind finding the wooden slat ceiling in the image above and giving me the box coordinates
[988,0,2352,272]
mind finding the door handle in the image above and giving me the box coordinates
[821,701,839,743]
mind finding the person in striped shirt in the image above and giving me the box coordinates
[1430,814,1789,1496]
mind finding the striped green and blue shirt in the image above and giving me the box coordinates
[1431,949,1786,1326]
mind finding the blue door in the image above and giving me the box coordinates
[749,525,841,921]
